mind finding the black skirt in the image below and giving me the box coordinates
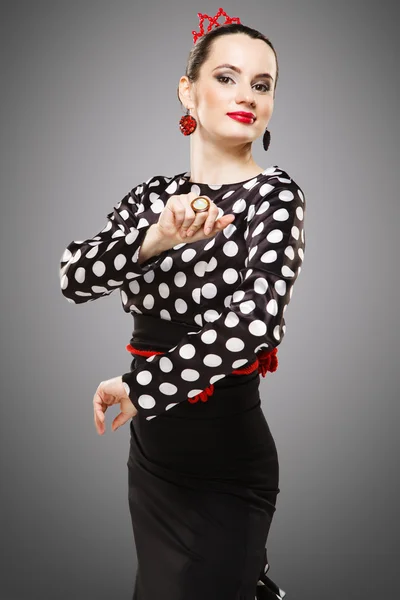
[126,315,286,600]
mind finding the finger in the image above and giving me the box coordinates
[185,211,208,237]
[165,196,186,230]
[222,213,236,226]
[179,195,199,235]
[93,390,107,435]
[184,195,213,237]
[111,412,130,432]
[194,206,228,237]
[202,214,235,238]
[182,193,212,235]
[93,390,107,416]
[203,205,221,235]
[94,406,105,435]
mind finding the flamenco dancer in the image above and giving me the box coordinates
[60,7,306,599]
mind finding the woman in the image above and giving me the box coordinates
[59,8,306,599]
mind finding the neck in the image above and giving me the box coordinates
[188,131,262,185]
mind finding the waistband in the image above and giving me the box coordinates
[128,314,201,351]
[125,314,279,405]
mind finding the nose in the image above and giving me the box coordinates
[235,83,256,107]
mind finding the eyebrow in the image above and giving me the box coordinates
[212,63,274,82]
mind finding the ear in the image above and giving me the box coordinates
[178,76,194,109]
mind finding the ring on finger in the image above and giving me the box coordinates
[190,196,210,213]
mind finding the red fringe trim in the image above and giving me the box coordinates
[125,344,278,404]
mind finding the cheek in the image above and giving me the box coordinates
[202,85,226,109]
[260,98,274,118]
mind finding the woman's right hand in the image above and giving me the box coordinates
[154,192,236,246]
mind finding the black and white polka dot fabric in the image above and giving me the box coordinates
[59,165,306,421]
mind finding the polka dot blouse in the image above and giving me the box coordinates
[59,165,306,421]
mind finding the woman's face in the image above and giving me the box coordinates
[191,33,276,144]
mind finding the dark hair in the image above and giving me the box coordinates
[177,23,279,108]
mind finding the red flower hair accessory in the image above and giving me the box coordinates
[192,7,241,44]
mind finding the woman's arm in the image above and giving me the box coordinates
[138,224,171,264]
[59,187,171,304]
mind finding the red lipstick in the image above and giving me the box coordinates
[227,112,256,123]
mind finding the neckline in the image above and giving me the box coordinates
[180,165,278,188]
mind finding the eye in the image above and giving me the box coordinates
[215,75,270,92]
[216,75,233,84]
[255,83,271,92]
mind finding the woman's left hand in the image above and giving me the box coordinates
[93,376,138,435]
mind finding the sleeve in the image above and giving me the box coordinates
[59,185,170,304]
[121,179,306,420]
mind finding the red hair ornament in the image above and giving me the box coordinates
[192,7,241,44]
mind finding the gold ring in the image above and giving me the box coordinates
[190,196,210,213]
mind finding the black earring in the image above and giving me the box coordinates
[263,128,271,151]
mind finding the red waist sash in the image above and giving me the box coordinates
[125,344,278,404]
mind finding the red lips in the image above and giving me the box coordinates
[227,112,256,124]
[227,111,255,119]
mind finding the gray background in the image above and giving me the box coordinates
[1,0,398,598]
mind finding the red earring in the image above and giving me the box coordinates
[179,109,197,136]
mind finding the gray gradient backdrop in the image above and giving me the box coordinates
[0,1,398,599]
